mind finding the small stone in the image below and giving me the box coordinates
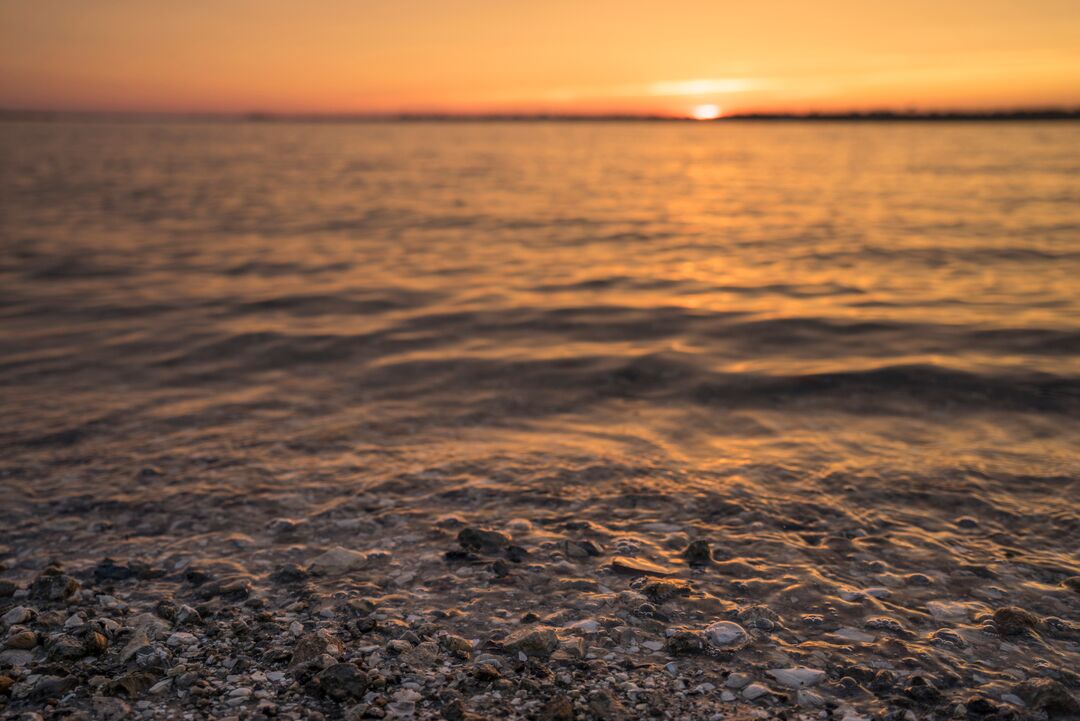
[474,663,502,682]
[610,556,673,577]
[166,632,198,647]
[93,559,134,582]
[458,527,511,552]
[442,634,472,658]
[289,629,344,670]
[29,572,79,601]
[148,679,172,695]
[641,579,692,604]
[666,630,706,655]
[503,626,558,658]
[587,688,628,721]
[1014,678,1080,714]
[0,581,16,598]
[704,621,748,650]
[0,675,13,695]
[993,607,1039,636]
[4,630,37,650]
[726,673,751,689]
[316,663,369,701]
[47,633,85,660]
[539,694,575,721]
[955,517,979,529]
[31,674,78,699]
[308,546,369,575]
[2,606,32,626]
[682,540,713,566]
[766,667,827,689]
[108,671,158,697]
[561,540,592,559]
[742,683,770,700]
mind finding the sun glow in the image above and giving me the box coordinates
[690,104,722,120]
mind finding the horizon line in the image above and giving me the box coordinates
[2,107,1079,123]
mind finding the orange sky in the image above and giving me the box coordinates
[1,0,1078,116]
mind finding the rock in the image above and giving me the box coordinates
[403,641,440,667]
[902,676,943,705]
[47,633,85,660]
[610,556,673,577]
[0,580,16,598]
[565,619,600,634]
[108,671,159,697]
[166,632,198,647]
[865,616,907,635]
[0,649,32,667]
[726,672,751,689]
[316,662,369,701]
[1014,678,1080,714]
[503,625,558,658]
[91,696,133,720]
[4,630,37,650]
[1062,576,1080,593]
[540,694,575,721]
[2,606,33,627]
[30,674,78,700]
[120,628,152,664]
[290,629,344,670]
[29,571,79,601]
[587,688,628,721]
[925,600,973,621]
[474,663,502,682]
[93,559,134,582]
[766,667,827,689]
[833,627,876,643]
[640,579,691,604]
[682,540,713,566]
[0,675,12,695]
[667,630,707,655]
[561,540,592,559]
[442,635,472,659]
[704,621,748,650]
[743,683,770,700]
[736,605,781,631]
[458,527,511,553]
[83,629,108,656]
[270,563,309,584]
[993,606,1039,636]
[965,696,998,716]
[955,517,979,529]
[308,546,369,575]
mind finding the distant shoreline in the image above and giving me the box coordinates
[2,108,1079,124]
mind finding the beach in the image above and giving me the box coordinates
[1,120,1079,720]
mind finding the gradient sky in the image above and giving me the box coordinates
[2,0,1078,116]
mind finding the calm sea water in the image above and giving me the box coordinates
[3,119,1079,717]
[1,120,1078,512]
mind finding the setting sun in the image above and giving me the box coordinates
[691,104,722,120]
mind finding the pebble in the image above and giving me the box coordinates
[703,621,748,649]
[743,683,770,700]
[610,556,674,577]
[766,667,827,689]
[682,540,713,566]
[307,546,370,575]
[289,629,344,669]
[2,606,32,627]
[502,626,559,658]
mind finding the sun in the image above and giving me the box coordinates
[690,104,722,120]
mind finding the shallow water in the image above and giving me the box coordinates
[1,120,1079,715]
